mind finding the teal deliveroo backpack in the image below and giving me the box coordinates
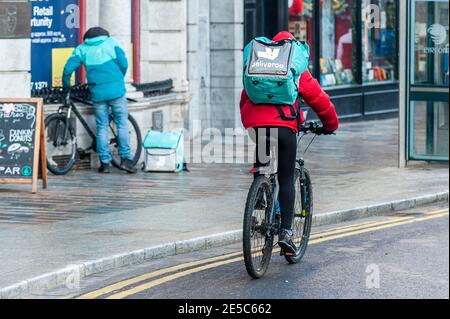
[243,37,310,107]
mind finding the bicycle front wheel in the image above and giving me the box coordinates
[243,176,275,279]
[285,168,313,264]
[45,113,77,176]
[109,114,142,169]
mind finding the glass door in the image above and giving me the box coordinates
[409,0,449,161]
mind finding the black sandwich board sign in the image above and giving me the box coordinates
[0,98,47,193]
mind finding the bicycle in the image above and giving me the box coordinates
[243,121,329,279]
[45,84,142,175]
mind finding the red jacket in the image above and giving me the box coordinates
[240,32,339,133]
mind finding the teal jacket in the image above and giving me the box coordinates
[62,36,128,102]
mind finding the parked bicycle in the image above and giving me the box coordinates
[45,84,142,175]
[243,121,330,279]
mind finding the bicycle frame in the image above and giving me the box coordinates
[58,101,97,151]
[297,158,308,218]
[268,174,279,236]
[259,133,312,239]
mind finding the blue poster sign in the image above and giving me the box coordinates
[30,0,79,92]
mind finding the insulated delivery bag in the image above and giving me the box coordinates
[243,37,310,106]
[143,130,185,172]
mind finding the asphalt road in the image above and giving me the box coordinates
[37,204,449,299]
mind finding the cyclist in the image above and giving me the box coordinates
[240,31,339,255]
[62,27,137,174]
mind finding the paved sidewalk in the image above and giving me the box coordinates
[0,119,448,290]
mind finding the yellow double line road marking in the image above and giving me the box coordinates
[78,208,448,299]
[77,252,243,299]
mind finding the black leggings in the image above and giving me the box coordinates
[252,127,297,230]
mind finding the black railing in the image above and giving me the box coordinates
[32,79,173,104]
[31,86,91,104]
[133,79,173,97]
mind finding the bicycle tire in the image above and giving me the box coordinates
[45,113,77,176]
[285,168,313,264]
[243,176,275,279]
[110,114,143,169]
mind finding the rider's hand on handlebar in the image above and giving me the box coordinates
[317,127,336,136]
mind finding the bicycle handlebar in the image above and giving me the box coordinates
[299,121,336,136]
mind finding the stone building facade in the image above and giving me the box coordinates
[0,0,31,98]
[83,0,245,135]
[0,0,246,136]
[186,0,244,134]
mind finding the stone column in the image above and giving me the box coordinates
[85,0,100,29]
[140,0,188,93]
[98,0,142,98]
[209,0,244,131]
[0,0,31,98]
[187,0,211,135]
[99,0,131,82]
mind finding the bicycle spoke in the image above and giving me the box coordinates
[249,186,273,272]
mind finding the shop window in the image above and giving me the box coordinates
[288,0,314,72]
[411,101,449,158]
[320,0,356,87]
[412,0,449,86]
[362,0,398,84]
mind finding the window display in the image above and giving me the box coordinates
[320,0,356,87]
[284,0,399,88]
[362,0,397,83]
[288,0,314,72]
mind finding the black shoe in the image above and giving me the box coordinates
[120,158,137,174]
[98,162,111,174]
[278,229,297,256]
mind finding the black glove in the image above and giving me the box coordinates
[318,127,336,136]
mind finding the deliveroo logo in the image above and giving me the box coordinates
[428,24,447,45]
[257,48,281,61]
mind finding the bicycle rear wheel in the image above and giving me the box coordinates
[109,114,142,169]
[45,113,77,176]
[243,176,275,279]
[285,168,313,264]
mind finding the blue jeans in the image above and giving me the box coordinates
[93,95,132,164]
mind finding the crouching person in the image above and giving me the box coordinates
[62,27,137,174]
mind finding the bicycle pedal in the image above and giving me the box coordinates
[284,252,295,256]
[279,245,295,257]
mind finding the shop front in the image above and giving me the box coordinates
[244,0,400,119]
[400,0,449,164]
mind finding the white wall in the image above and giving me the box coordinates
[0,39,31,98]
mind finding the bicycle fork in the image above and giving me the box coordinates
[298,158,308,218]
[59,104,73,145]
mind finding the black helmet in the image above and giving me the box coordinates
[83,27,110,41]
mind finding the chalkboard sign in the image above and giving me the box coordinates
[0,99,47,193]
